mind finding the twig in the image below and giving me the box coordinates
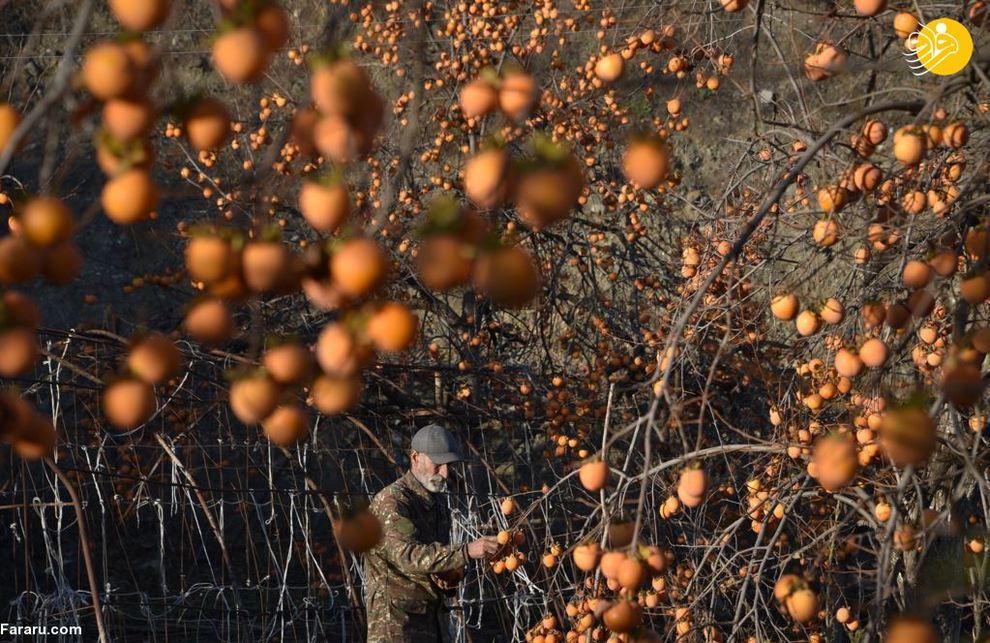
[0,0,95,177]
[45,457,107,643]
[154,432,243,610]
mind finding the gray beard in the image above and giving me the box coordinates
[415,471,447,493]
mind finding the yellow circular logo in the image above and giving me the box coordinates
[904,18,974,76]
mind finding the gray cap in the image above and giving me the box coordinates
[411,424,462,465]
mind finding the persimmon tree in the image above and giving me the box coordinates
[1,0,990,641]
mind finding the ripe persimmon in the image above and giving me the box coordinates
[498,71,538,121]
[774,574,801,602]
[599,550,627,579]
[602,600,642,634]
[289,106,319,156]
[893,12,919,39]
[795,310,821,336]
[109,0,171,31]
[852,163,882,191]
[944,121,970,149]
[875,502,892,522]
[884,616,938,643]
[473,245,540,308]
[854,0,887,16]
[578,459,609,492]
[893,525,916,551]
[309,374,362,415]
[0,327,37,377]
[263,342,313,386]
[0,103,21,154]
[102,377,155,429]
[886,303,910,329]
[813,434,857,492]
[812,219,839,246]
[262,405,309,446]
[677,467,707,507]
[770,293,799,320]
[459,76,498,118]
[183,298,233,344]
[186,235,234,285]
[242,240,289,293]
[617,557,645,590]
[929,250,957,277]
[184,97,231,151]
[819,298,844,324]
[862,301,887,328]
[363,302,418,352]
[594,54,624,83]
[464,148,512,209]
[311,59,375,118]
[301,273,345,311]
[804,42,847,81]
[128,333,181,385]
[572,542,601,571]
[720,0,750,11]
[101,168,158,224]
[971,327,990,353]
[893,126,926,166]
[230,373,280,424]
[816,185,847,213]
[416,235,473,290]
[316,322,371,377]
[19,197,74,249]
[622,136,670,190]
[786,588,819,623]
[514,152,584,230]
[212,26,269,83]
[103,97,156,142]
[331,237,387,298]
[902,260,932,288]
[959,272,990,304]
[972,1,990,26]
[82,42,135,100]
[299,179,350,234]
[859,338,888,368]
[966,227,990,258]
[121,37,160,92]
[314,113,370,164]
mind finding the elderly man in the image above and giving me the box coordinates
[364,424,499,642]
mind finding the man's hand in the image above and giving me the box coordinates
[467,535,500,559]
[431,568,464,591]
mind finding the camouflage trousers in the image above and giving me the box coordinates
[365,591,451,643]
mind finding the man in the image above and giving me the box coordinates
[364,424,500,642]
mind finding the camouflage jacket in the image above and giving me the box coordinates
[364,470,468,641]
